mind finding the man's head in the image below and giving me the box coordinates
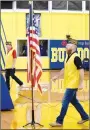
[6,41,12,52]
[66,35,77,55]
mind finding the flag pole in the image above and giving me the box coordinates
[23,1,43,128]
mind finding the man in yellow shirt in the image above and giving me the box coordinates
[5,41,25,91]
[50,35,89,127]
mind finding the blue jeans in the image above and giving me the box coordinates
[56,89,89,124]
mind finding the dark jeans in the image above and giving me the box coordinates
[5,68,23,90]
[56,89,89,124]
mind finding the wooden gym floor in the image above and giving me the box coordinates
[1,71,89,129]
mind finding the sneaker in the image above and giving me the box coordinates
[77,118,90,124]
[20,83,28,90]
[21,83,27,88]
[49,122,63,127]
[16,84,26,92]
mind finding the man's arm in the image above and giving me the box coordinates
[12,58,16,68]
[58,68,64,78]
[12,49,17,68]
[52,68,64,81]
[74,56,84,89]
[78,69,84,89]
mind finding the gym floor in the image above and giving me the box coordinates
[1,71,89,129]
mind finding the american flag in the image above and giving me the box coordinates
[27,3,42,93]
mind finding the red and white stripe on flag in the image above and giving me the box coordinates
[28,26,42,93]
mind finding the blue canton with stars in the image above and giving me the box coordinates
[33,14,39,36]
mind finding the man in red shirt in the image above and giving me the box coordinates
[5,41,25,91]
